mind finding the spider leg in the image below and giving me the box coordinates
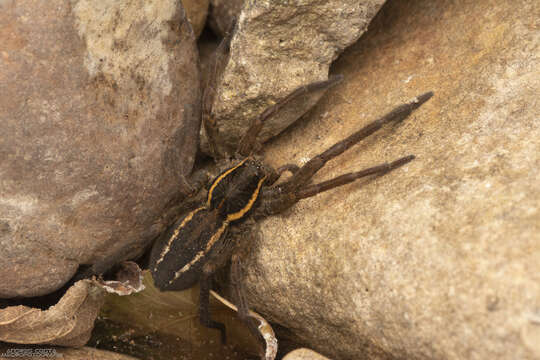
[200,267,227,343]
[256,156,415,217]
[278,91,434,194]
[236,75,344,157]
[297,155,414,199]
[203,22,235,159]
[231,253,266,354]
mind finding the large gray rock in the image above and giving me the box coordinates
[239,1,540,359]
[0,0,200,297]
[202,0,386,154]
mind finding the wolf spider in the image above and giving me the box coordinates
[146,28,433,356]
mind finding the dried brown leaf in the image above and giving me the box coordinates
[0,262,143,348]
[0,280,105,347]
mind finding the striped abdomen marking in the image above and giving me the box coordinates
[170,219,230,284]
[150,158,268,291]
[153,206,205,271]
[150,208,226,290]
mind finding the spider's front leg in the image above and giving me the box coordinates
[202,21,235,160]
[254,92,434,217]
[236,76,344,157]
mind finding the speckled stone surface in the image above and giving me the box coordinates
[0,1,200,297]
[182,0,209,37]
[240,1,540,359]
[202,0,386,154]
[207,0,244,36]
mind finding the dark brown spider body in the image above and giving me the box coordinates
[149,157,268,291]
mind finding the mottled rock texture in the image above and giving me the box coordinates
[202,0,386,154]
[238,1,540,359]
[182,0,209,37]
[0,1,200,297]
[208,0,244,36]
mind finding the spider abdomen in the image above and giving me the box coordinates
[150,207,229,290]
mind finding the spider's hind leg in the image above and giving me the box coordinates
[230,253,266,355]
[200,268,227,343]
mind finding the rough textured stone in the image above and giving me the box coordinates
[239,1,540,359]
[208,0,244,36]
[182,0,209,38]
[0,1,200,297]
[202,0,386,154]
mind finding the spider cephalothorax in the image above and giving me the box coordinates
[146,30,433,351]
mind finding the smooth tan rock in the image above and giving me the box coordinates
[283,348,331,360]
[202,0,386,154]
[0,1,200,297]
[239,1,540,359]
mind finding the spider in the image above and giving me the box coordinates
[146,28,434,354]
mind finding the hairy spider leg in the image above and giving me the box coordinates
[279,91,434,194]
[200,267,227,343]
[236,75,344,157]
[230,253,266,354]
[254,92,434,216]
[263,163,301,187]
[256,156,415,217]
[202,23,235,159]
[296,155,415,199]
